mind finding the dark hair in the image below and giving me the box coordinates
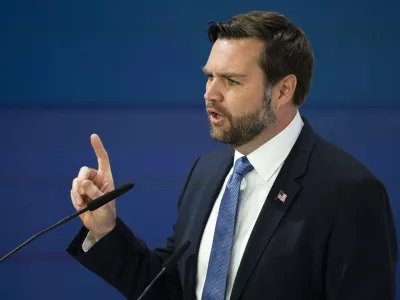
[207,11,314,106]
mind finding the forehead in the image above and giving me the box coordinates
[204,38,264,73]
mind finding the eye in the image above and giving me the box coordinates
[205,74,214,82]
[228,78,239,86]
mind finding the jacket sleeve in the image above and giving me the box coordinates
[325,177,398,300]
[66,157,200,300]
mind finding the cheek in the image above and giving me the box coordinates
[226,88,264,116]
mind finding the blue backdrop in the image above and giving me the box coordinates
[0,1,399,299]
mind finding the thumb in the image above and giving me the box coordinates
[90,134,111,173]
[81,180,104,200]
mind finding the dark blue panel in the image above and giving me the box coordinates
[1,0,399,107]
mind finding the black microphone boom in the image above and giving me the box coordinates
[85,183,134,211]
[136,240,191,300]
[0,183,134,263]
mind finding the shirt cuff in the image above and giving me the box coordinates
[82,231,96,252]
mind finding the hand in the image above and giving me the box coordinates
[70,134,116,242]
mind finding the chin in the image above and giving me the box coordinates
[210,127,228,142]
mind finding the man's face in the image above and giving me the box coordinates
[203,38,276,148]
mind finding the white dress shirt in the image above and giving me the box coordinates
[195,110,303,300]
[83,110,304,300]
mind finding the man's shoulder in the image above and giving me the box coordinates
[311,133,378,182]
[198,145,234,161]
[190,145,234,173]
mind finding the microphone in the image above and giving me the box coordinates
[0,183,134,263]
[137,240,191,300]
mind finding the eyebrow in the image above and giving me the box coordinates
[202,67,247,79]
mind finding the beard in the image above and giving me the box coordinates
[207,86,276,148]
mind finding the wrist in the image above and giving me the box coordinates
[92,222,116,242]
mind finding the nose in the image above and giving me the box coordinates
[204,79,223,102]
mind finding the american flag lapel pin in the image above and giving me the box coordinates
[276,190,287,202]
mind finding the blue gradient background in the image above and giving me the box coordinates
[0,1,399,299]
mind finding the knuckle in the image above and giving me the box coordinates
[81,179,90,190]
[82,180,96,195]
[87,186,101,199]
[79,166,89,176]
[82,178,92,186]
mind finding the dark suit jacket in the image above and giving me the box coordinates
[67,118,398,300]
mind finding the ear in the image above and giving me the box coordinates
[275,74,297,109]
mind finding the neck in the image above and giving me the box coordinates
[235,109,297,155]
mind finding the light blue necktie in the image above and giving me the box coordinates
[201,156,254,300]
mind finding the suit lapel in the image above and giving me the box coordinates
[190,147,235,250]
[184,147,234,299]
[230,118,316,300]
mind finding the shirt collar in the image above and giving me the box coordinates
[234,110,304,182]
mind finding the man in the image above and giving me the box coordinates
[67,11,398,300]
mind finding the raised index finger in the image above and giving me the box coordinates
[90,133,111,172]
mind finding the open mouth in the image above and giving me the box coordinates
[209,112,225,123]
